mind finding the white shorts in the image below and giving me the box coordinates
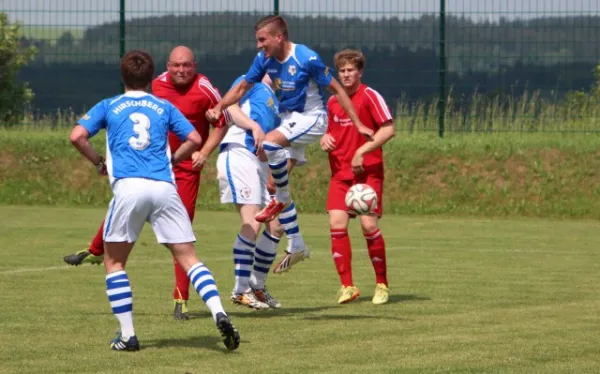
[103,178,196,244]
[217,145,271,206]
[277,111,327,166]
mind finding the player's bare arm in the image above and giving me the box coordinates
[192,125,228,170]
[173,130,203,166]
[69,125,107,175]
[228,103,266,152]
[327,79,374,139]
[351,121,395,174]
[205,80,254,122]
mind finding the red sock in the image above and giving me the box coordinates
[173,260,190,300]
[331,228,353,287]
[88,221,105,256]
[364,229,388,286]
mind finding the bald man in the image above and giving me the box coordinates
[63,46,231,321]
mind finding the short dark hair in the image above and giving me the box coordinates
[334,49,366,71]
[120,50,154,90]
[255,15,289,40]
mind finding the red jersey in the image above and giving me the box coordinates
[326,84,393,180]
[152,72,230,171]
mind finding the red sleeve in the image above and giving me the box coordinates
[197,76,230,128]
[364,87,393,126]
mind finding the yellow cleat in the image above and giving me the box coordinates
[337,286,360,304]
[372,283,389,305]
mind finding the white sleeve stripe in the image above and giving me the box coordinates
[365,87,393,121]
[198,79,222,104]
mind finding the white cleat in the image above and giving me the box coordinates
[272,247,310,274]
[231,290,270,310]
[252,287,281,309]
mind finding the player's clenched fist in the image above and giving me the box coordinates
[205,107,222,123]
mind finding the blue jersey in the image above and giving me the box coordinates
[220,75,280,154]
[244,43,333,114]
[78,91,194,186]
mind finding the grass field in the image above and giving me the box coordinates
[1,206,600,373]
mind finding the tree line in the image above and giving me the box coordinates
[13,12,600,116]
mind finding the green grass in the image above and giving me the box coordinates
[1,206,600,373]
[3,128,600,218]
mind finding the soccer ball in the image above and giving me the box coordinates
[345,183,378,215]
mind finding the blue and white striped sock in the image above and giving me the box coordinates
[264,141,290,203]
[250,230,280,289]
[233,234,255,294]
[279,201,306,253]
[106,270,135,338]
[187,262,225,321]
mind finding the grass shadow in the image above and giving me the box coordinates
[143,335,243,353]
[355,293,432,305]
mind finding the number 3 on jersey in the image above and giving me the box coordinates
[128,113,151,150]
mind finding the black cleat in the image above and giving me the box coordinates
[173,299,190,321]
[216,312,240,351]
[110,334,140,351]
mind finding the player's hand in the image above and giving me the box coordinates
[252,126,265,154]
[356,122,375,140]
[351,151,365,175]
[191,151,208,171]
[320,134,336,152]
[257,148,268,162]
[205,107,222,123]
[95,157,108,176]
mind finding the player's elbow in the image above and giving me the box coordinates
[383,121,396,139]
[187,130,203,147]
[69,125,88,146]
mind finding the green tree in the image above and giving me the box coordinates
[0,12,37,125]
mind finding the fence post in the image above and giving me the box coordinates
[438,0,446,138]
[119,0,126,93]
[274,0,279,15]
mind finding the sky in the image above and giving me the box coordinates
[2,0,599,28]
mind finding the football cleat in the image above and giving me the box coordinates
[252,287,281,309]
[215,312,240,351]
[173,299,189,320]
[273,247,310,274]
[231,290,269,310]
[372,283,390,305]
[63,249,104,266]
[110,333,140,351]
[255,198,287,223]
[337,286,360,304]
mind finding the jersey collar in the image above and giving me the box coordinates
[123,90,150,98]
[275,42,296,64]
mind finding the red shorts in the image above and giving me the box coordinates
[326,174,384,217]
[174,166,201,222]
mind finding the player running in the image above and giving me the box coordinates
[321,49,394,305]
[63,46,230,321]
[69,50,239,351]
[205,15,375,274]
[217,75,284,310]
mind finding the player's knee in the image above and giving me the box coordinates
[360,216,379,235]
[329,210,349,230]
